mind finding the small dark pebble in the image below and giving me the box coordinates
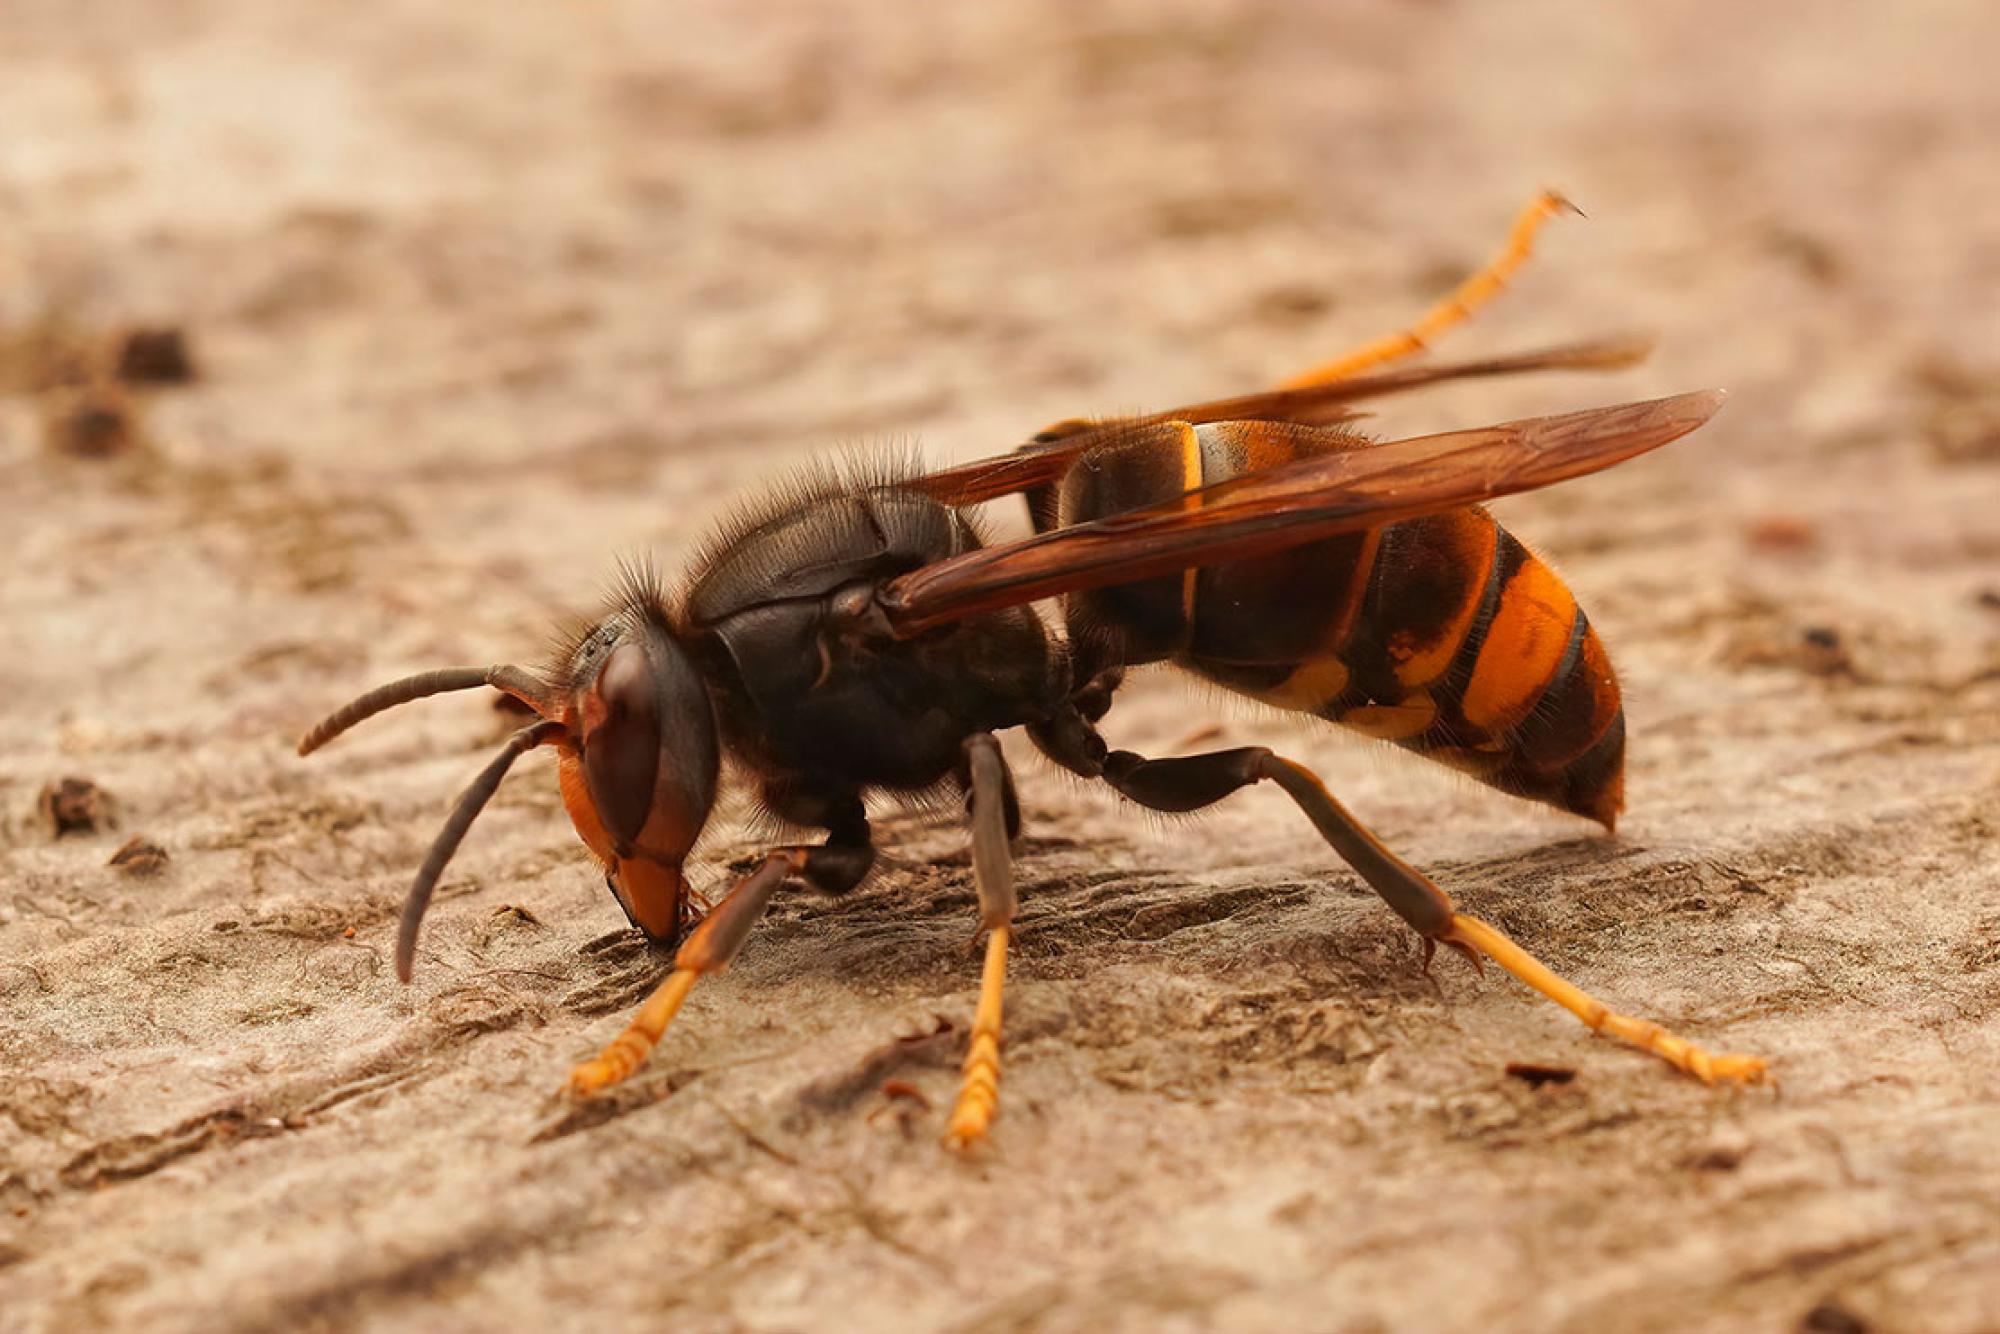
[41,383,138,459]
[114,327,197,384]
[1505,1062,1577,1088]
[37,777,115,837]
[1798,626,1856,677]
[1976,588,2000,611]
[1249,283,1333,324]
[1800,1297,1870,1334]
[1683,1143,1749,1172]
[878,1078,932,1109]
[1926,402,2000,464]
[1745,514,1820,552]
[1764,227,1845,287]
[108,836,170,876]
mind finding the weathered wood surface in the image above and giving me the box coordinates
[3,4,1996,1330]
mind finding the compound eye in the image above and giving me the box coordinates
[582,640,661,851]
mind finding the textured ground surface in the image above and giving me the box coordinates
[3,3,1998,1331]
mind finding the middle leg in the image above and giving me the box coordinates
[943,732,1021,1151]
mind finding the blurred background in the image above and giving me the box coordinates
[3,4,1996,1331]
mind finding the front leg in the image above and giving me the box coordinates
[566,829,875,1097]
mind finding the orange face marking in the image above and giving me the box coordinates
[1461,555,1579,736]
[559,750,687,940]
[558,749,616,865]
[614,855,687,940]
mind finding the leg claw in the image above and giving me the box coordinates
[564,1059,621,1100]
[1688,1051,1770,1087]
[942,1096,996,1155]
[942,1124,989,1155]
[1421,927,1483,975]
[1439,913,1771,1088]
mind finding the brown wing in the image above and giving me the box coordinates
[907,335,1655,508]
[881,390,1720,635]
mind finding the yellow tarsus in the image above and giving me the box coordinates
[1440,914,1769,1085]
[1280,190,1580,389]
[566,967,701,1097]
[944,925,1011,1151]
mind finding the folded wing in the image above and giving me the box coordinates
[881,390,1721,635]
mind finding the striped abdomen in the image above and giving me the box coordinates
[1053,421,1626,827]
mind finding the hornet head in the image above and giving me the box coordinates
[296,569,719,980]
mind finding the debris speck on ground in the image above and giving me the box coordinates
[113,327,198,385]
[37,777,116,837]
[106,835,170,875]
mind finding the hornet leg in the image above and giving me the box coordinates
[1037,721,1767,1085]
[565,836,874,1097]
[1279,190,1579,388]
[944,733,1021,1151]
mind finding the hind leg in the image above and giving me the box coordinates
[1279,191,1579,388]
[1032,714,1766,1085]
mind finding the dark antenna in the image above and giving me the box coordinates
[398,718,565,982]
[297,664,552,755]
